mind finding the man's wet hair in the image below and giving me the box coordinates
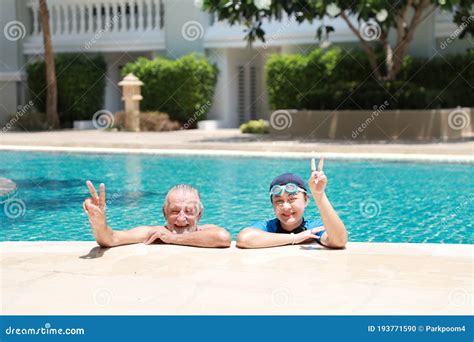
[162,184,203,215]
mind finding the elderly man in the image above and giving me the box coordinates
[83,181,231,248]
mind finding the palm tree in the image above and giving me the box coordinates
[38,0,59,129]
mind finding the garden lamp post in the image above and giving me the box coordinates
[118,73,143,131]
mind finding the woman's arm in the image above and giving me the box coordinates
[236,227,320,249]
[309,158,348,248]
[314,194,347,248]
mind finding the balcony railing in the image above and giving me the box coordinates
[24,0,165,53]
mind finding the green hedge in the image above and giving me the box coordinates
[266,47,474,110]
[122,53,218,124]
[26,54,106,124]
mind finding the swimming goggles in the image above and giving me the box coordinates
[269,183,307,197]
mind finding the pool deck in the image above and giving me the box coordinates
[1,130,473,160]
[1,241,472,315]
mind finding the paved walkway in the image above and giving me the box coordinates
[1,130,473,155]
[1,242,472,315]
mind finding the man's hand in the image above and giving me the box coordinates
[143,226,173,245]
[308,157,327,199]
[293,227,325,244]
[83,180,107,228]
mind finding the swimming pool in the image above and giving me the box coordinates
[1,150,472,244]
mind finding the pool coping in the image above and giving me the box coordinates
[1,241,472,315]
[1,145,473,163]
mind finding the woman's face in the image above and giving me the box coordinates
[272,191,309,230]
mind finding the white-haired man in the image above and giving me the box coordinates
[83,181,231,248]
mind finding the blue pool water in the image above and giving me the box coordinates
[0,151,472,244]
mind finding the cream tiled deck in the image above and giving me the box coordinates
[1,129,473,157]
[1,241,472,315]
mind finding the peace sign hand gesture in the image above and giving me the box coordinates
[308,157,327,198]
[83,180,107,229]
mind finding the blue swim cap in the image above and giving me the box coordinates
[269,173,307,192]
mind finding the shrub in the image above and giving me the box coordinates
[114,111,181,131]
[26,54,106,126]
[122,53,218,124]
[5,111,49,131]
[266,47,474,110]
[240,119,269,134]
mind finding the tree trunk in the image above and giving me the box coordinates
[390,0,433,80]
[340,11,382,80]
[39,0,60,129]
[380,32,394,80]
[341,0,433,81]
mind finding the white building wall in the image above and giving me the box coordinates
[0,0,26,126]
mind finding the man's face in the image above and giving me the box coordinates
[272,190,308,228]
[164,190,202,233]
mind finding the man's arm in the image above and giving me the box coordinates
[103,225,165,247]
[148,225,231,248]
[83,180,169,248]
[236,227,320,249]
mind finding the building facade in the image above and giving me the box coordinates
[0,0,471,128]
